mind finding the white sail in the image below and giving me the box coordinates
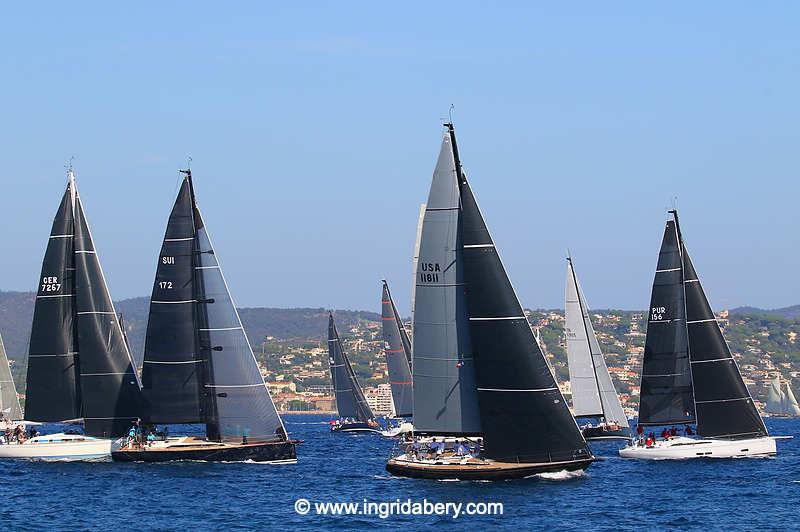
[409,202,426,340]
[766,376,784,414]
[786,383,800,416]
[0,333,23,421]
[565,259,628,427]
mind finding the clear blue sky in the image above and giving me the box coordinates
[1,3,798,313]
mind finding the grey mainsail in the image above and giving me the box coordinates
[24,178,81,423]
[328,313,374,422]
[143,170,287,443]
[565,258,629,427]
[73,194,143,437]
[381,281,413,417]
[411,131,480,435]
[0,333,23,420]
[455,123,590,463]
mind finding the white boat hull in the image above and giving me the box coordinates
[0,433,114,461]
[619,435,777,460]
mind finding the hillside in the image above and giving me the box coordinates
[0,290,378,389]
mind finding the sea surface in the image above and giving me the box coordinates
[0,415,797,530]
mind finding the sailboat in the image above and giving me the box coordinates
[112,169,297,463]
[379,281,415,437]
[766,375,800,417]
[0,332,23,428]
[0,169,143,460]
[565,256,631,440]
[381,281,413,416]
[327,313,380,433]
[620,210,785,459]
[386,123,594,480]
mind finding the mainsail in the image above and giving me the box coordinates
[638,218,695,426]
[142,170,287,443]
[565,258,628,427]
[409,202,426,339]
[411,131,481,435]
[25,179,81,422]
[638,211,767,439]
[0,333,23,420]
[454,124,590,463]
[327,314,374,422]
[381,281,413,417]
[24,171,143,437]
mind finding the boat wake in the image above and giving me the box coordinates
[533,469,587,481]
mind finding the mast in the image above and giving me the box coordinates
[457,123,590,463]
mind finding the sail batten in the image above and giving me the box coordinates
[381,281,413,417]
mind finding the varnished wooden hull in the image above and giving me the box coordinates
[385,456,594,480]
[111,439,298,463]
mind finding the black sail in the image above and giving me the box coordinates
[638,219,695,426]
[328,314,374,422]
[456,128,590,463]
[681,237,766,438]
[141,179,203,424]
[73,196,143,437]
[24,180,81,422]
[381,281,413,417]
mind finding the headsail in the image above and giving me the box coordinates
[73,194,143,437]
[328,314,374,422]
[455,124,590,463]
[381,281,413,417]
[193,206,287,443]
[565,258,629,427]
[24,178,81,423]
[638,218,695,426]
[0,333,23,420]
[679,215,767,439]
[411,131,481,435]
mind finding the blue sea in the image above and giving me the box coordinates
[0,415,797,530]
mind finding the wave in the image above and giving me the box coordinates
[533,469,587,481]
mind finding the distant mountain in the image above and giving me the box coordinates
[0,290,379,388]
[730,305,800,319]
